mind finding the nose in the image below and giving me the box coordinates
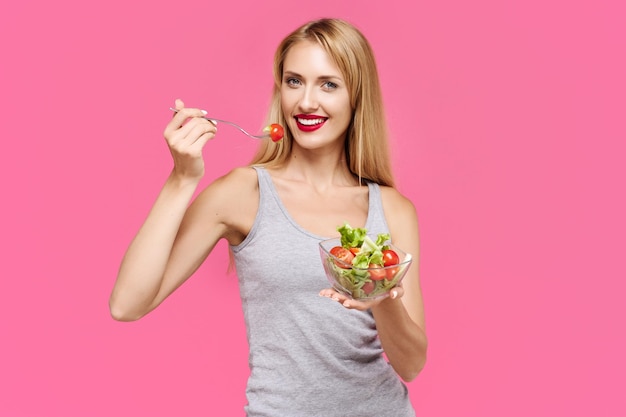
[298,86,319,112]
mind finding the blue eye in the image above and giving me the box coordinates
[323,81,338,90]
[286,78,301,87]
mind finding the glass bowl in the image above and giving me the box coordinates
[319,237,413,300]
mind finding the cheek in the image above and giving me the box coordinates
[331,94,352,118]
[335,100,353,125]
[280,90,296,114]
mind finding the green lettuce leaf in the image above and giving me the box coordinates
[337,223,368,248]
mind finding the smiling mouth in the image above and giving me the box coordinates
[296,116,327,126]
[294,115,328,132]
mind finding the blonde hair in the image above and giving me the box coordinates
[250,18,395,187]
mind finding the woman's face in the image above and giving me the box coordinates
[280,40,352,150]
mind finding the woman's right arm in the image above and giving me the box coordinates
[109,100,219,321]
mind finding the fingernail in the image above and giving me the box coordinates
[391,290,398,299]
[343,301,350,307]
[201,109,208,115]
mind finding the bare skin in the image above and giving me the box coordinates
[110,41,427,381]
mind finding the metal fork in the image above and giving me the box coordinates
[169,107,268,139]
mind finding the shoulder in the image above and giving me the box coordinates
[194,166,259,205]
[209,166,259,195]
[379,186,418,221]
[190,166,260,244]
[378,186,419,245]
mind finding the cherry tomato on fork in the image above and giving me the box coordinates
[268,124,284,142]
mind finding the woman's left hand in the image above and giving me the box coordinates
[319,286,404,310]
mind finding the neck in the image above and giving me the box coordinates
[280,149,357,187]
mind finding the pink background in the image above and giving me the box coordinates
[2,0,625,416]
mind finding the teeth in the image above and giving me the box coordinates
[297,118,325,126]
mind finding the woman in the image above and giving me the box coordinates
[110,18,427,417]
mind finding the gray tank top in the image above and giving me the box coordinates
[230,166,415,417]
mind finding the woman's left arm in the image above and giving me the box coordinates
[320,187,427,381]
[370,187,427,381]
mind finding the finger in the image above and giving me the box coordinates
[171,99,206,121]
[319,287,400,310]
[167,115,215,145]
[171,99,213,126]
[319,288,336,298]
[185,133,215,157]
[185,117,217,135]
[172,108,207,127]
[165,106,207,136]
[342,293,390,310]
[169,125,216,157]
[171,99,210,121]
[185,125,217,152]
[168,98,186,122]
[319,288,347,303]
[389,286,404,300]
[319,288,369,310]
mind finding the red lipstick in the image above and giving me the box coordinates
[295,114,328,132]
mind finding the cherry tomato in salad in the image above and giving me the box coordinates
[382,249,400,266]
[330,246,354,268]
[362,280,376,295]
[268,123,284,142]
[385,266,399,280]
[368,264,386,281]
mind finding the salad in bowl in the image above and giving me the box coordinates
[319,223,412,300]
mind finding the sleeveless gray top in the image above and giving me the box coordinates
[230,166,415,417]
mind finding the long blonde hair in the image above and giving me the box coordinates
[250,18,395,187]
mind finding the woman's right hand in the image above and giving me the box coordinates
[163,98,217,181]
